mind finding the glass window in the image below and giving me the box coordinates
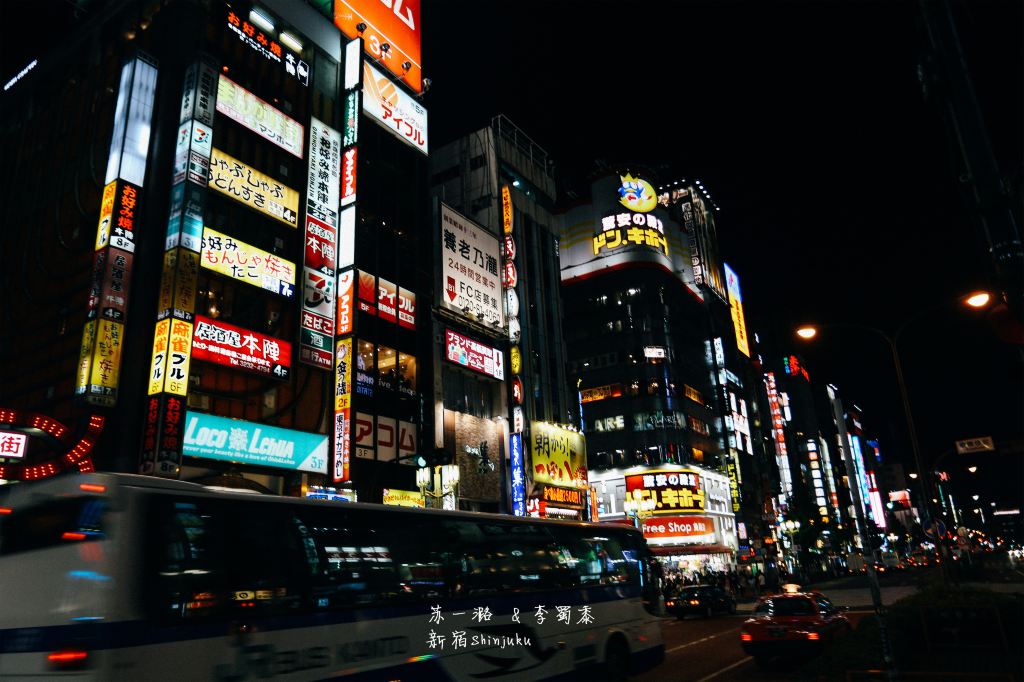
[397,352,416,397]
[757,597,815,616]
[355,339,375,396]
[146,498,222,622]
[377,345,397,391]
[0,497,106,556]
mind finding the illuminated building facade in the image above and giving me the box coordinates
[430,116,582,516]
[0,1,435,504]
[560,169,747,563]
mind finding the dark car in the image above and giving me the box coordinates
[666,584,737,618]
[740,592,852,667]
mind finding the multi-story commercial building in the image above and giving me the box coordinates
[429,116,583,517]
[0,1,435,506]
[560,169,741,568]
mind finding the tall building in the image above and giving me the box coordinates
[560,169,739,570]
[429,116,583,518]
[0,1,435,505]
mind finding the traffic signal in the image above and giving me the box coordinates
[401,447,448,468]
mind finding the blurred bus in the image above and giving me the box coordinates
[0,473,664,680]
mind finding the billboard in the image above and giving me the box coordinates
[445,329,504,380]
[530,422,588,490]
[200,227,296,298]
[183,411,328,474]
[216,75,304,158]
[362,61,427,154]
[191,315,291,379]
[209,147,299,227]
[724,263,750,357]
[334,0,423,93]
[625,469,706,515]
[440,204,503,326]
[642,515,716,544]
[560,174,687,286]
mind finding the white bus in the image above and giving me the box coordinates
[0,473,665,680]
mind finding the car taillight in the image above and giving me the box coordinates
[47,650,89,671]
[689,599,700,605]
[806,632,820,641]
[740,633,752,641]
[666,600,675,607]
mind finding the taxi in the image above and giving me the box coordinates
[739,587,851,666]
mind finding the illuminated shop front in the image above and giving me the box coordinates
[590,464,738,570]
[0,1,432,504]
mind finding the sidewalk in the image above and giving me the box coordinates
[733,580,1024,613]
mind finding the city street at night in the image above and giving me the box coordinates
[0,0,1021,680]
[633,610,870,682]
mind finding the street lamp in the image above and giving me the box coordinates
[964,292,991,308]
[795,291,992,561]
[781,520,802,573]
[416,464,460,510]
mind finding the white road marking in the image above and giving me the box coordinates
[665,627,739,653]
[694,655,754,681]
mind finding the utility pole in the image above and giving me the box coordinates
[918,0,1023,321]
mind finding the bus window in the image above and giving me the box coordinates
[147,498,224,622]
[295,507,407,608]
[221,502,316,615]
[0,496,106,556]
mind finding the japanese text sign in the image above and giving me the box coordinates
[530,422,588,490]
[216,75,304,158]
[625,469,705,514]
[209,147,299,227]
[192,315,291,380]
[445,329,504,380]
[440,204,503,326]
[200,227,296,298]
[362,61,427,154]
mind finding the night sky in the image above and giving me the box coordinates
[2,1,1020,506]
[421,0,1023,507]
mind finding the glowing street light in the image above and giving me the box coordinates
[795,326,817,339]
[964,291,992,308]
[968,466,978,473]
[908,472,919,479]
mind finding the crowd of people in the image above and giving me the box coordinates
[659,564,792,600]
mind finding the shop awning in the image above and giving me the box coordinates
[649,544,734,556]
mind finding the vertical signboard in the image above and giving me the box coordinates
[333,337,353,482]
[300,117,342,369]
[510,432,526,516]
[330,38,363,483]
[142,56,215,477]
[724,263,750,357]
[77,54,158,408]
